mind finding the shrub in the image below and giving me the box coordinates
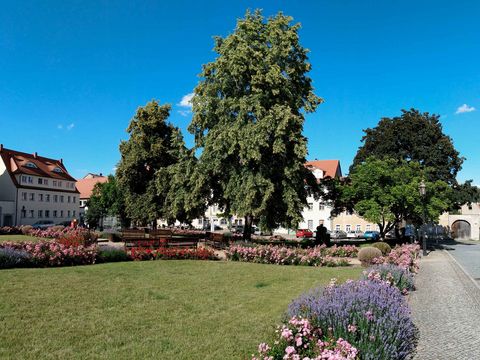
[325,244,359,258]
[0,248,31,269]
[129,247,217,261]
[252,317,358,360]
[288,280,416,360]
[20,225,33,235]
[371,242,391,255]
[373,243,421,273]
[97,248,130,263]
[0,226,22,235]
[361,264,415,294]
[357,247,382,266]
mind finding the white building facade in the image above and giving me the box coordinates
[0,145,80,226]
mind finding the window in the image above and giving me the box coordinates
[60,195,64,203]
[38,194,43,202]
[38,178,43,185]
[53,167,63,173]
[29,193,35,201]
[22,192,27,201]
[67,196,71,203]
[60,210,64,218]
[54,195,58,203]
[346,225,351,232]
[73,196,76,204]
[21,209,26,218]
[25,162,37,169]
[308,220,314,230]
[366,224,371,231]
[29,210,34,218]
[58,181,62,187]
[73,210,76,217]
[67,210,71,218]
[220,218,227,225]
[198,218,203,225]
[22,176,27,183]
[319,203,325,211]
[28,176,33,183]
[335,224,341,231]
[45,210,50,218]
[356,225,361,232]
[44,179,48,185]
[53,181,57,187]
[53,210,57,218]
[307,203,313,210]
[38,210,43,218]
[238,219,242,225]
[46,194,50,202]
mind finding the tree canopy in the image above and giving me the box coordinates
[188,10,322,238]
[351,109,464,186]
[116,100,196,226]
[334,158,452,239]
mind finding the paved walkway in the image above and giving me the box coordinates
[410,249,480,359]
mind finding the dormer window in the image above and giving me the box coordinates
[25,162,38,169]
[53,167,63,173]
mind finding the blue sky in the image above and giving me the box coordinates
[1,0,479,182]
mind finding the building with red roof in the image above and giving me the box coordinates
[0,144,80,226]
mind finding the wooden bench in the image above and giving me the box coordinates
[206,232,228,249]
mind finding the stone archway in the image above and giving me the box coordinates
[451,220,471,239]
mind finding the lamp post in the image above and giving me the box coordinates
[419,180,427,256]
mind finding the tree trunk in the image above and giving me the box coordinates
[243,215,253,241]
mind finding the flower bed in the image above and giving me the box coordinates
[372,243,420,273]
[129,247,217,261]
[252,317,358,360]
[361,264,415,294]
[287,280,416,359]
[226,244,350,267]
[0,241,97,267]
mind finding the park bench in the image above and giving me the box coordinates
[206,232,228,249]
[122,229,163,249]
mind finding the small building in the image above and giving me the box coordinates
[0,145,80,226]
[438,203,480,240]
[330,211,379,233]
[75,173,109,226]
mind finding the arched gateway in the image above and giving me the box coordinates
[451,220,471,239]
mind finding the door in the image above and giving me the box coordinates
[451,220,471,239]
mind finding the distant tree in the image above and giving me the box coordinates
[85,175,128,229]
[116,101,188,227]
[337,158,452,239]
[188,10,322,239]
[351,109,464,186]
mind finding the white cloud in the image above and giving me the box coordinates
[455,104,476,114]
[178,110,191,117]
[178,93,194,108]
[66,123,75,130]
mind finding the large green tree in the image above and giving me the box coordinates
[351,109,464,186]
[117,100,190,226]
[336,158,452,239]
[188,10,322,239]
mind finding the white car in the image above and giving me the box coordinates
[346,230,364,239]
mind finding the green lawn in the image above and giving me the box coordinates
[0,260,361,360]
[0,234,39,243]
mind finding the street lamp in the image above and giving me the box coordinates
[419,180,427,256]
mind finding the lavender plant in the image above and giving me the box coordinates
[361,264,415,294]
[0,247,31,269]
[288,280,416,360]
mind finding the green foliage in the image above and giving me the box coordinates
[357,247,382,266]
[351,109,464,186]
[188,10,322,237]
[97,248,129,263]
[338,158,452,238]
[371,242,392,255]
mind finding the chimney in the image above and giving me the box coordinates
[99,173,103,177]
[34,152,37,158]
[60,158,63,164]
[0,144,3,152]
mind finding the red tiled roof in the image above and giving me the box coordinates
[305,160,342,179]
[76,176,108,199]
[0,146,78,186]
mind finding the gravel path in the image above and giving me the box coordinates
[410,249,480,359]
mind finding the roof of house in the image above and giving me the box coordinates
[0,145,79,191]
[305,160,342,179]
[76,176,109,199]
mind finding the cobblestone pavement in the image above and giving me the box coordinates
[410,249,480,359]
[444,241,480,281]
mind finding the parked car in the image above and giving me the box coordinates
[232,225,244,234]
[32,220,55,229]
[346,230,364,239]
[296,229,313,238]
[202,224,223,231]
[56,221,72,227]
[331,230,347,239]
[363,231,380,241]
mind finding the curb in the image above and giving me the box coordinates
[443,249,480,293]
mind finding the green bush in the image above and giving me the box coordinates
[97,248,129,263]
[371,242,392,255]
[358,247,382,267]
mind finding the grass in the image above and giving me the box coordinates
[0,260,361,360]
[0,234,40,243]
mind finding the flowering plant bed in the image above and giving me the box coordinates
[0,240,97,267]
[226,244,351,267]
[252,317,358,360]
[361,264,415,294]
[372,243,420,273]
[129,247,217,261]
